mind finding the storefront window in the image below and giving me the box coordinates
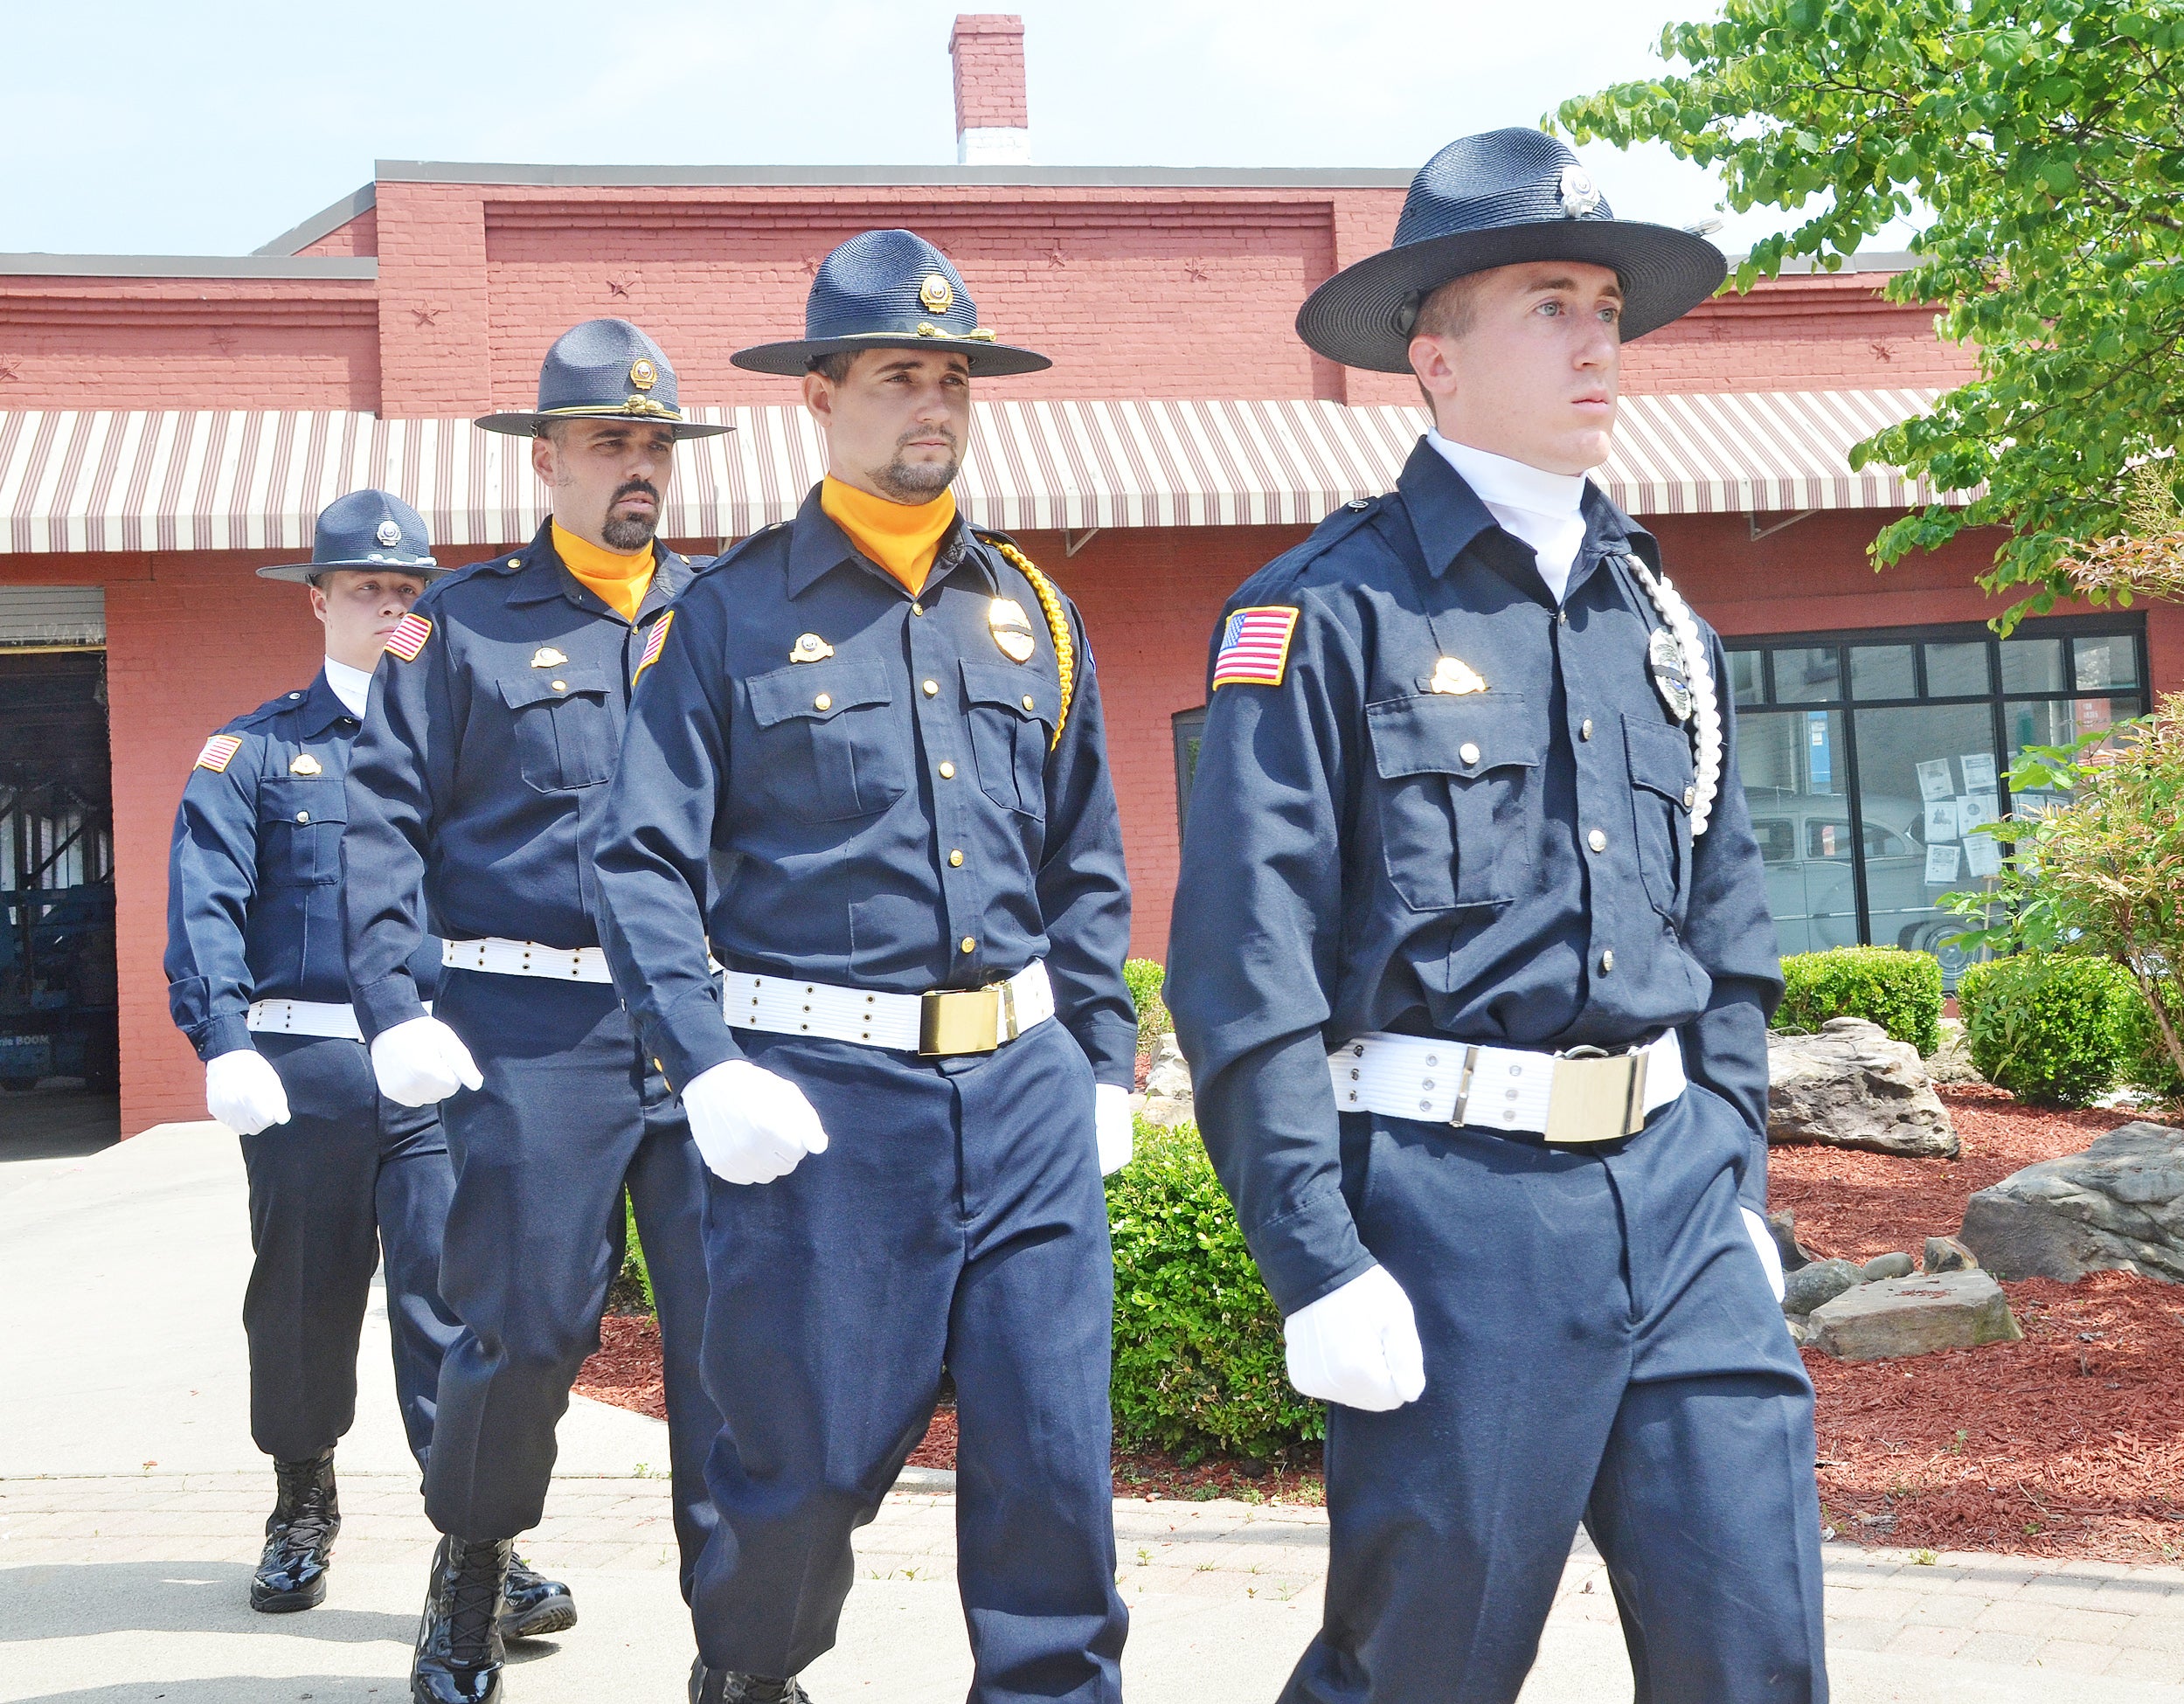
[1723,617,2147,985]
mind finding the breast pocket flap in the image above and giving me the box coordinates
[1367,692,1541,780]
[960,659,1059,730]
[499,665,612,710]
[257,776,348,826]
[746,658,893,730]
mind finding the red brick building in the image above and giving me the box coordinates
[1,17,2165,1133]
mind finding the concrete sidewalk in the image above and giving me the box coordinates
[5,1124,2184,1701]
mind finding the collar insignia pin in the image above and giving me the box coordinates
[1648,627,1694,723]
[988,599,1037,663]
[288,752,322,777]
[530,647,568,668]
[1428,656,1488,696]
[790,633,835,664]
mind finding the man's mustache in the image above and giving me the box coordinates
[898,426,960,454]
[612,481,661,505]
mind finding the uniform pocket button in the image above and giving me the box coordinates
[921,680,939,696]
[939,761,956,779]
[815,693,833,711]
[1022,695,1036,712]
[1587,829,1608,853]
[1459,743,1480,766]
[295,811,309,822]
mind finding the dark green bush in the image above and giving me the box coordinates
[2120,980,2184,1101]
[618,1191,655,1313]
[1955,954,2136,1108]
[1124,957,1169,1049]
[1773,946,1943,1057]
[1107,1118,1321,1459]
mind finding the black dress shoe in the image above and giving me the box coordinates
[499,1551,578,1639]
[252,1449,339,1613]
[412,1534,510,1704]
[689,1658,811,1704]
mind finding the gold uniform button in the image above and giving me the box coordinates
[949,849,964,867]
[939,760,956,779]
[815,692,833,711]
[960,937,977,954]
[295,811,309,823]
[912,602,926,616]
[1580,718,1594,741]
[922,679,939,696]
[1022,695,1036,712]
[1459,741,1480,766]
[1587,828,1608,854]
[551,680,568,692]
[1600,950,1616,974]
[1683,786,1696,807]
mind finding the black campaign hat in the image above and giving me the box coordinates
[475,318,729,438]
[731,230,1050,378]
[1296,128,1727,372]
[256,489,444,585]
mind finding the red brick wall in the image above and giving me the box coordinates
[300,207,378,259]
[950,14,1030,131]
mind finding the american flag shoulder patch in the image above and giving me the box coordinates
[385,613,433,662]
[633,610,674,683]
[1211,605,1300,689]
[195,733,244,772]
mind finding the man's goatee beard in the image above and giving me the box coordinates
[874,454,959,504]
[601,513,658,551]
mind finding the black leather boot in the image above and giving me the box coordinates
[689,1658,811,1704]
[499,1550,578,1639]
[411,1534,510,1704]
[252,1449,339,1612]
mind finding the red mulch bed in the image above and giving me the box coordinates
[574,1313,666,1421]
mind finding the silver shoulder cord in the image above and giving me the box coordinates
[1622,555,1723,837]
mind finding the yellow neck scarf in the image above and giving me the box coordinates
[551,519,656,622]
[821,476,957,595]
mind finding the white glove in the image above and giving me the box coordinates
[1283,1264,1426,1412]
[683,1059,830,1186]
[1094,1083,1134,1175]
[205,1049,290,1135]
[1743,1206,1787,1304]
[370,1015,482,1108]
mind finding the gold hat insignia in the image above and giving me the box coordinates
[628,357,658,391]
[288,752,322,776]
[989,598,1037,664]
[530,647,569,669]
[919,273,954,315]
[1428,656,1488,696]
[789,633,835,664]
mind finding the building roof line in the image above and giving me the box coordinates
[253,184,378,258]
[0,255,377,281]
[370,159,1420,189]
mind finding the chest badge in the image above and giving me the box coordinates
[288,752,323,777]
[1648,627,1694,723]
[789,633,835,664]
[988,599,1037,663]
[1427,656,1488,696]
[530,647,568,669]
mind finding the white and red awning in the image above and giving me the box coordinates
[0,390,1973,556]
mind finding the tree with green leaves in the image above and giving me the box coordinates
[1555,0,2184,626]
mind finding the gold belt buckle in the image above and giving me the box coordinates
[919,986,1004,1056]
[1542,1046,1650,1145]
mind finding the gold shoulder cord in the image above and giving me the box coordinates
[987,538,1074,749]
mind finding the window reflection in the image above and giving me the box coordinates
[1850,644,1916,700]
[1773,647,1842,704]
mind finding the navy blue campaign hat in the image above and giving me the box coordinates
[256,489,443,585]
[475,318,729,438]
[1295,128,1727,373]
[731,230,1050,379]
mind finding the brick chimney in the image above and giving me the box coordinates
[950,14,1030,165]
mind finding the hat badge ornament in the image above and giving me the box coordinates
[919,273,954,314]
[629,357,658,392]
[374,519,405,548]
[1557,165,1602,218]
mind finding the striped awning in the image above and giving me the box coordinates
[0,390,1972,556]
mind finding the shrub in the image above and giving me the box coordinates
[2120,980,2184,1101]
[618,1191,655,1313]
[1773,945,1943,1057]
[1124,957,1170,1049]
[1954,954,2136,1108]
[1106,1118,1321,1459]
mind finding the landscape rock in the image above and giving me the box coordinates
[1765,1208,1816,1272]
[1861,1251,1915,1282]
[1806,1271,2023,1361]
[1767,1018,1959,1158]
[1923,1235,1979,1274]
[1958,1120,2184,1283]
[1924,1016,1986,1087]
[1781,1257,1862,1318]
[1141,1034,1196,1128]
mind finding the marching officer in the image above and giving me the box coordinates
[165,490,461,1617]
[341,322,727,1704]
[593,229,1137,1704]
[1166,131,1828,1702]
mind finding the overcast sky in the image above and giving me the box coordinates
[0,0,1907,259]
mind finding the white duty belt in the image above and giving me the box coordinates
[246,998,433,1040]
[722,960,1055,1058]
[1328,1029,1687,1146]
[442,938,614,984]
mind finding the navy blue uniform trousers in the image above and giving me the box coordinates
[425,970,720,1593]
[691,1018,1127,1703]
[1289,1082,1827,1704]
[242,1031,460,1468]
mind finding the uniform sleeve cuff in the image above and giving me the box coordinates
[1245,1187,1377,1319]
[192,1014,255,1062]
[352,973,426,1041]
[645,981,741,1094]
[1073,1015,1140,1090]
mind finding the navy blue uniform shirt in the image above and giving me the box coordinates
[342,523,692,1038]
[1165,440,1784,1317]
[167,670,441,1062]
[593,487,1135,1094]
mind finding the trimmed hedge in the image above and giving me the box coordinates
[1124,957,1170,1049]
[2120,980,2184,1101]
[1773,945,1944,1057]
[1107,1118,1321,1459]
[1955,954,2138,1108]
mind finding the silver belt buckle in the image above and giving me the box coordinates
[1542,1046,1649,1145]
